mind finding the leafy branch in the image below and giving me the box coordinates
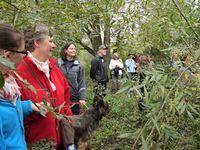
[1,0,20,10]
[131,60,200,149]
[171,0,200,41]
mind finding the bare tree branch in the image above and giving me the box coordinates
[75,39,95,56]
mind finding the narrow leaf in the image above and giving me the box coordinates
[187,103,199,115]
[187,110,194,120]
[152,118,160,134]
[141,136,148,150]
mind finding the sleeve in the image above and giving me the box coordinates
[133,60,137,68]
[63,77,73,116]
[119,59,124,68]
[16,77,43,121]
[21,100,33,118]
[125,60,130,67]
[90,58,98,80]
[0,117,6,150]
[78,65,86,100]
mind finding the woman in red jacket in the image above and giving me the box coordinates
[16,24,72,149]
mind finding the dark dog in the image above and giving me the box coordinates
[70,95,110,149]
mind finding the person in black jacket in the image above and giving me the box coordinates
[58,42,86,115]
[90,45,108,96]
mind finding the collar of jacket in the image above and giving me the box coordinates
[61,58,80,66]
[23,55,57,71]
[0,96,19,106]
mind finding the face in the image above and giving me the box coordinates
[147,55,151,61]
[0,39,25,75]
[98,48,107,56]
[36,35,56,60]
[65,44,76,58]
[172,52,178,59]
[5,39,25,67]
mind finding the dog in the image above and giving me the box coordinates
[70,94,110,149]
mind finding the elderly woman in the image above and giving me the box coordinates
[109,52,124,92]
[16,24,72,149]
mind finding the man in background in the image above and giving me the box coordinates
[90,45,108,96]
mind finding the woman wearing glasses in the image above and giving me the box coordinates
[0,24,43,150]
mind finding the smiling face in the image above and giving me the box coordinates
[35,35,56,61]
[65,44,76,58]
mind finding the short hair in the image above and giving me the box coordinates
[97,45,107,51]
[24,24,49,52]
[128,53,133,57]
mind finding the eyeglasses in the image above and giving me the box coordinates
[6,49,28,55]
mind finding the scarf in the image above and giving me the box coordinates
[0,75,21,104]
[27,52,56,91]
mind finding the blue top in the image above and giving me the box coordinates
[125,59,137,73]
[0,97,33,150]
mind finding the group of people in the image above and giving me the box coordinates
[0,22,155,150]
[89,44,155,94]
[0,23,88,150]
[108,52,154,92]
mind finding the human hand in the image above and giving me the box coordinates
[79,100,86,106]
[31,101,50,116]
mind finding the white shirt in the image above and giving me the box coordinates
[109,59,124,75]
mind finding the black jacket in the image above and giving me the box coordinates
[90,56,108,83]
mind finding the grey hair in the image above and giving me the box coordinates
[24,24,50,52]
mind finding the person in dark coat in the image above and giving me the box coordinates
[58,42,86,115]
[90,45,108,96]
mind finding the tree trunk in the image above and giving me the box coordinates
[104,15,111,64]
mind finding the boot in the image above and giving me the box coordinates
[116,82,120,90]
[111,81,117,93]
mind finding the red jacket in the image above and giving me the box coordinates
[16,56,72,146]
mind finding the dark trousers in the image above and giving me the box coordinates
[70,97,81,115]
[71,104,80,115]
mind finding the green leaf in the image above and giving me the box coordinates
[152,118,160,135]
[180,103,186,114]
[141,136,148,150]
[132,86,143,98]
[158,84,165,99]
[115,85,131,95]
[0,71,5,89]
[118,133,134,139]
[187,110,194,120]
[42,98,48,106]
[187,103,199,115]
[0,56,15,70]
